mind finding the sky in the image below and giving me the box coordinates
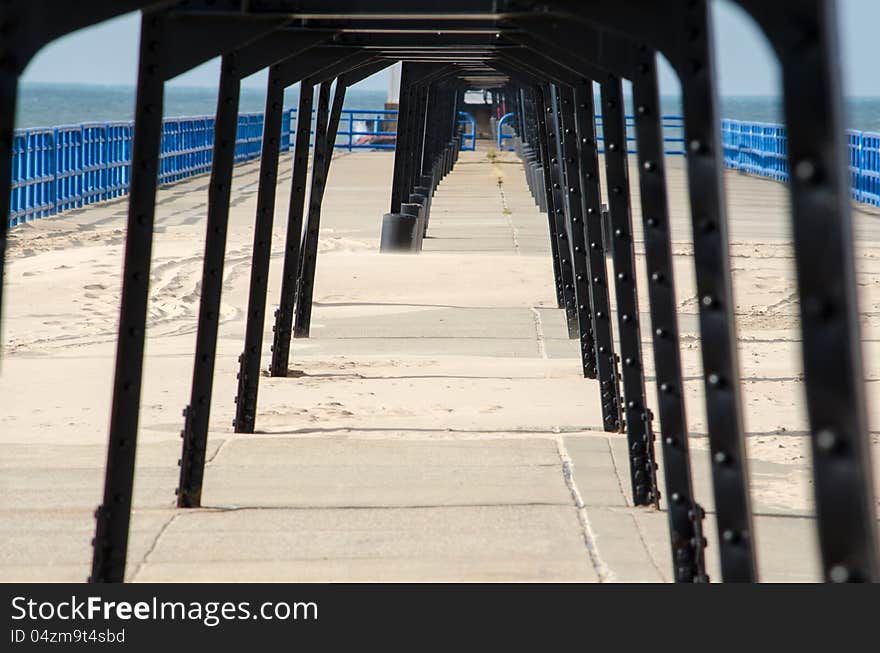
[18,0,880,97]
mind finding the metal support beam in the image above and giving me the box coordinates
[630,54,708,582]
[175,31,333,507]
[293,81,335,338]
[90,7,284,584]
[535,85,578,332]
[390,63,418,213]
[552,87,596,377]
[269,80,316,377]
[232,67,286,435]
[674,3,756,582]
[89,12,168,585]
[176,53,242,508]
[598,76,658,507]
[734,0,879,583]
[507,14,708,582]
[572,80,622,433]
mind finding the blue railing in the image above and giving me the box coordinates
[595,115,687,155]
[9,107,484,226]
[10,112,269,226]
[13,108,880,227]
[722,118,880,208]
[721,120,789,182]
[308,108,398,151]
[498,112,516,151]
[288,108,475,152]
[457,111,477,151]
[850,131,880,206]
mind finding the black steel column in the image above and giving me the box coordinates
[0,74,15,336]
[390,64,415,213]
[536,85,578,334]
[676,2,756,582]
[324,80,348,175]
[528,87,563,306]
[87,9,284,581]
[176,53,242,508]
[509,11,709,582]
[599,76,658,507]
[398,82,419,203]
[269,80,315,377]
[572,80,622,433]
[404,82,429,200]
[631,58,707,582]
[553,86,597,378]
[293,81,333,338]
[735,0,879,582]
[233,67,285,434]
[90,14,166,583]
[545,86,579,340]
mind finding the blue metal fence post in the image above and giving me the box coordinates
[100,122,108,201]
[857,131,865,204]
[51,127,59,216]
[75,126,83,209]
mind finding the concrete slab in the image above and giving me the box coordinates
[0,509,173,577]
[199,438,571,509]
[135,505,598,582]
[563,436,629,508]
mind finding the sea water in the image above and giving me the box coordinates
[14,82,388,130]
[14,82,880,135]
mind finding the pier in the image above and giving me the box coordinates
[2,143,879,582]
[1,1,878,585]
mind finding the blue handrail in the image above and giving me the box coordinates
[11,108,880,227]
[10,112,268,226]
[720,119,789,183]
[289,108,399,151]
[497,112,516,151]
[720,119,880,207]
[595,114,687,155]
[458,111,477,151]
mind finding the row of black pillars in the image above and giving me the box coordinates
[381,63,462,253]
[229,48,381,423]
[92,18,379,579]
[493,0,877,582]
[513,82,624,433]
[506,69,702,579]
[176,31,334,508]
[501,17,712,583]
[88,8,303,583]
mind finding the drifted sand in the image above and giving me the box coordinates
[2,145,880,582]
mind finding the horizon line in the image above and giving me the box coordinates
[17,81,880,100]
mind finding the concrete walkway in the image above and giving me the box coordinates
[2,143,880,582]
